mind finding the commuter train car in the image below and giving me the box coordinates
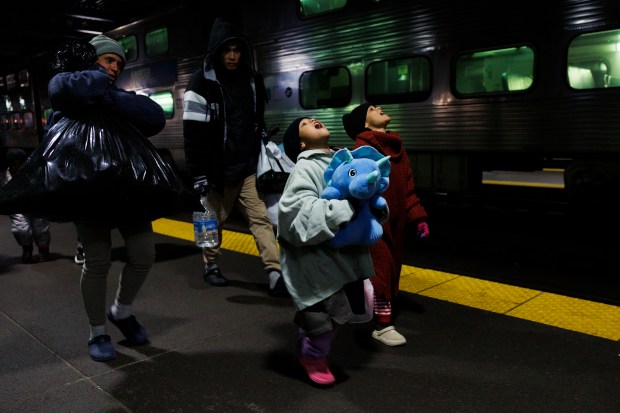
[0,69,42,154]
[2,0,620,217]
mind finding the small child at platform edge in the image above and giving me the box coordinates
[342,103,430,346]
[277,117,375,386]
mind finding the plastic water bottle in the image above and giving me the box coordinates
[193,195,219,248]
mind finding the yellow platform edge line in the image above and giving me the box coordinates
[153,218,259,255]
[153,218,619,341]
[482,179,565,189]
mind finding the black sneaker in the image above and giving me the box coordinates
[107,311,149,345]
[74,246,85,265]
[38,247,51,262]
[21,246,34,264]
[203,266,228,286]
[269,274,290,298]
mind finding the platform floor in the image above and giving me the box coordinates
[1,215,619,413]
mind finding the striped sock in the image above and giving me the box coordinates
[374,296,392,325]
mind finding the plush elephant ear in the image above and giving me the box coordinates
[350,145,383,162]
[324,148,353,186]
[350,145,391,178]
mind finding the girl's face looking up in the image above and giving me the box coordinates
[365,105,391,130]
[299,118,330,151]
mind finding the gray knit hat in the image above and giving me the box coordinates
[89,35,126,63]
[342,103,371,139]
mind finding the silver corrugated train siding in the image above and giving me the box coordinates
[254,0,620,154]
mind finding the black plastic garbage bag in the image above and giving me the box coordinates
[0,111,192,225]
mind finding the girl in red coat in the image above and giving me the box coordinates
[342,103,430,346]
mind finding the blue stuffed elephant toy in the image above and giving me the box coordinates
[321,146,391,248]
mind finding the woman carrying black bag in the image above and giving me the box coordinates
[41,36,183,362]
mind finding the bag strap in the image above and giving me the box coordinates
[272,156,286,173]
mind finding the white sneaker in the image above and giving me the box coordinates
[372,325,406,346]
[74,246,85,265]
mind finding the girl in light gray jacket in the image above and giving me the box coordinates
[278,117,375,386]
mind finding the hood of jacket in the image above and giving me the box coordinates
[203,17,255,78]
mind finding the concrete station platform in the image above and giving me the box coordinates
[1,214,619,412]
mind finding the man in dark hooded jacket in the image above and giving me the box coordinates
[183,18,285,296]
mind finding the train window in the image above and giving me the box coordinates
[146,27,169,57]
[11,112,21,129]
[455,46,534,95]
[118,35,138,63]
[567,28,620,89]
[299,66,351,109]
[366,57,431,104]
[298,0,347,18]
[18,70,29,88]
[149,91,174,119]
[6,73,16,91]
[22,111,34,129]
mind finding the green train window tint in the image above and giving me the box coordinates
[299,66,351,109]
[149,91,174,118]
[366,56,431,104]
[42,107,53,128]
[146,27,169,57]
[568,29,620,89]
[298,0,347,18]
[118,35,138,63]
[455,46,534,95]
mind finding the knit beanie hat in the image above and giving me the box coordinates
[342,102,371,139]
[283,117,305,163]
[89,35,126,63]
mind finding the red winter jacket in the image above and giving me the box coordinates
[353,130,428,300]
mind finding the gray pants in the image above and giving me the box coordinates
[9,214,51,247]
[75,221,155,326]
[204,173,280,273]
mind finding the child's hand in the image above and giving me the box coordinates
[417,221,429,239]
[192,176,209,195]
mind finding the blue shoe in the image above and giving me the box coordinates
[88,335,116,362]
[107,311,149,345]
